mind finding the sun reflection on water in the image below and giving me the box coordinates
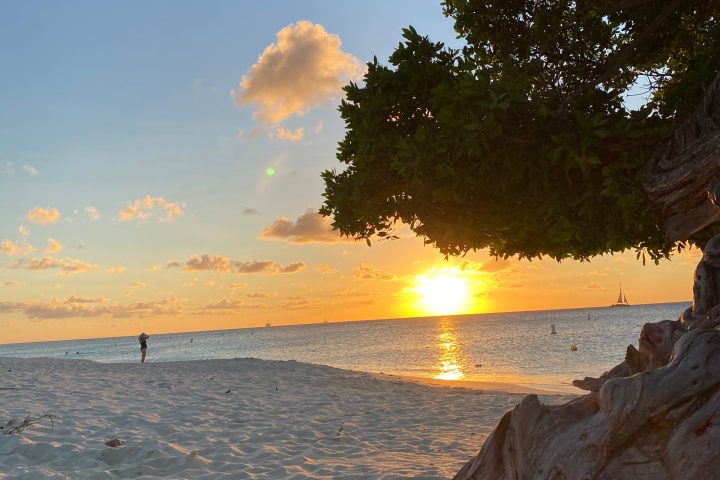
[433,317,466,380]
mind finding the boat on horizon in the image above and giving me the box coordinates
[265,321,271,327]
[611,283,631,307]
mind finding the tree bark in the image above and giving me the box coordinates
[643,71,720,241]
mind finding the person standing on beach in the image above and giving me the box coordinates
[139,332,149,363]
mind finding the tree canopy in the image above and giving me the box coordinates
[320,0,720,262]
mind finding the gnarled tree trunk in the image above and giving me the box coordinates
[453,72,720,480]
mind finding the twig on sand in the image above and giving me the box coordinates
[2,414,54,434]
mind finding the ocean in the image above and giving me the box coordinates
[0,302,689,393]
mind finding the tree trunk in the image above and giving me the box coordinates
[453,73,720,480]
[643,71,720,241]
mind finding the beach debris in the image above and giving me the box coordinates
[570,344,577,351]
[105,438,123,447]
[551,324,557,334]
[225,389,231,394]
[474,364,482,368]
[2,414,54,435]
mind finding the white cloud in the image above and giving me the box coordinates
[274,127,304,142]
[23,165,39,176]
[1,240,35,256]
[107,266,126,274]
[45,238,63,254]
[119,195,184,222]
[84,206,101,220]
[27,207,61,225]
[18,225,29,237]
[231,20,364,123]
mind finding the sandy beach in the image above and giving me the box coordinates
[0,357,574,479]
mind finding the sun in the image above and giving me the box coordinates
[413,268,471,316]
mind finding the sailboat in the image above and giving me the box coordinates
[265,320,271,327]
[611,283,631,307]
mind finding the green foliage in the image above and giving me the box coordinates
[321,1,720,261]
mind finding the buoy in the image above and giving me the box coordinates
[551,324,557,334]
[570,344,577,351]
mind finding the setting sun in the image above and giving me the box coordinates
[413,268,471,315]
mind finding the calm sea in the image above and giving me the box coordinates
[0,302,689,393]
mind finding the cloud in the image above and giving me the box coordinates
[282,295,319,309]
[107,266,126,274]
[45,238,63,254]
[274,127,304,142]
[231,20,364,123]
[27,207,61,225]
[245,291,276,298]
[243,207,258,215]
[13,256,97,276]
[181,254,305,275]
[118,195,184,222]
[84,206,101,220]
[2,162,15,175]
[1,240,35,256]
[18,225,29,237]
[3,280,22,287]
[147,263,162,272]
[126,281,147,296]
[23,165,39,176]
[314,263,337,274]
[352,263,396,281]
[0,296,183,319]
[584,283,601,289]
[183,255,233,273]
[201,298,246,310]
[259,209,350,243]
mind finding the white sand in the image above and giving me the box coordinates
[0,357,575,479]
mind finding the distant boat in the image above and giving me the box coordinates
[265,321,271,327]
[611,283,631,307]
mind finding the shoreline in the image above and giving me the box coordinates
[1,354,579,396]
[0,356,576,479]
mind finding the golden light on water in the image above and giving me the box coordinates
[413,267,471,316]
[433,317,466,380]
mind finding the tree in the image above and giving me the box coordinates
[320,0,720,263]
[321,2,720,478]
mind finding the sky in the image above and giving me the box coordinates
[0,1,701,343]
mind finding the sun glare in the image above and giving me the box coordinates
[413,268,470,316]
